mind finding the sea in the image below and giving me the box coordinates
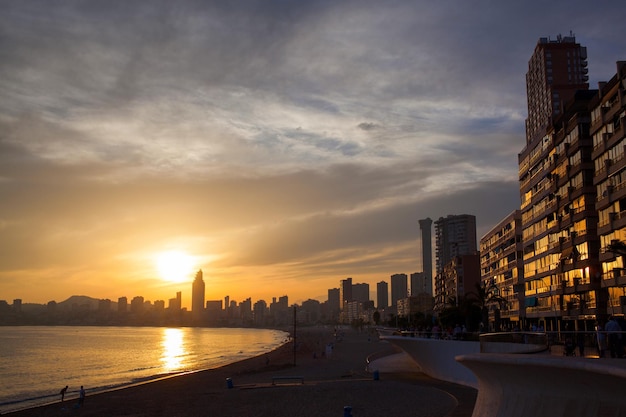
[0,326,289,414]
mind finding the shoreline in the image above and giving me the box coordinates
[3,331,296,415]
[6,327,478,416]
[0,326,290,414]
[3,326,331,416]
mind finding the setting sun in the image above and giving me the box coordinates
[155,250,196,283]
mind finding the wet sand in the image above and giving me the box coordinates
[7,327,477,417]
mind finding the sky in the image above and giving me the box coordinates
[1,0,626,308]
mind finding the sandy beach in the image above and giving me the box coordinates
[7,327,477,417]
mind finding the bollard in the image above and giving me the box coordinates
[344,405,352,417]
[373,370,379,381]
[226,377,233,389]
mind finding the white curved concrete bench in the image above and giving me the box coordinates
[381,336,480,388]
[456,353,626,417]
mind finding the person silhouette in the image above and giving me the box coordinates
[78,386,85,406]
[60,386,68,402]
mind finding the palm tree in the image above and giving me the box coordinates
[466,281,508,332]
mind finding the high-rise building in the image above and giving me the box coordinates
[253,299,267,325]
[339,278,353,311]
[410,272,431,296]
[419,217,433,294]
[434,214,477,275]
[525,33,589,146]
[117,296,127,313]
[352,282,370,303]
[434,254,481,312]
[593,61,626,320]
[328,288,340,320]
[479,211,524,329]
[240,298,252,322]
[377,281,389,309]
[130,296,144,313]
[205,300,222,321]
[169,292,182,311]
[518,34,602,331]
[192,269,205,320]
[390,273,408,307]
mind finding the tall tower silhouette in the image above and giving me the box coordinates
[192,269,205,320]
[419,218,433,295]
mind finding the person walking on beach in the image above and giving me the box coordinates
[78,386,85,407]
[60,385,68,402]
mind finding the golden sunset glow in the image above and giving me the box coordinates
[4,1,623,310]
[155,251,196,283]
[161,328,185,372]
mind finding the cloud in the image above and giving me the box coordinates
[357,122,378,131]
[0,0,624,303]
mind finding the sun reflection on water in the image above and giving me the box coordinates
[161,328,185,372]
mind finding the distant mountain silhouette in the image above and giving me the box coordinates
[19,295,107,313]
[58,295,114,310]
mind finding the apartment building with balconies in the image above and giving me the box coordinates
[591,61,626,317]
[518,35,603,331]
[479,210,524,329]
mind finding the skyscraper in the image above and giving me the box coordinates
[525,33,588,145]
[390,273,408,307]
[352,282,370,303]
[377,281,389,309]
[419,218,433,295]
[192,269,205,319]
[434,214,477,275]
[327,288,340,320]
[593,62,626,322]
[410,272,431,296]
[339,278,352,311]
[518,34,602,330]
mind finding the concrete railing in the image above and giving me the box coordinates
[479,332,549,354]
[456,353,626,417]
[380,335,480,388]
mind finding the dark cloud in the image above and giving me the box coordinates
[357,122,378,131]
[0,0,624,303]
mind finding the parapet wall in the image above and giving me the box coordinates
[380,336,480,388]
[457,353,626,417]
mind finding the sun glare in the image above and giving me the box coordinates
[155,250,196,283]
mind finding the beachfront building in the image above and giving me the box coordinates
[352,282,370,304]
[253,299,268,325]
[327,288,340,322]
[434,254,481,313]
[377,281,389,309]
[339,278,353,311]
[205,300,222,322]
[269,295,290,326]
[479,210,524,330]
[434,215,477,275]
[592,61,626,317]
[518,34,604,332]
[191,269,205,322]
[390,273,408,308]
[168,291,182,311]
[117,296,127,313]
[397,294,435,322]
[410,272,432,296]
[433,214,478,314]
[419,217,434,295]
[344,300,360,324]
